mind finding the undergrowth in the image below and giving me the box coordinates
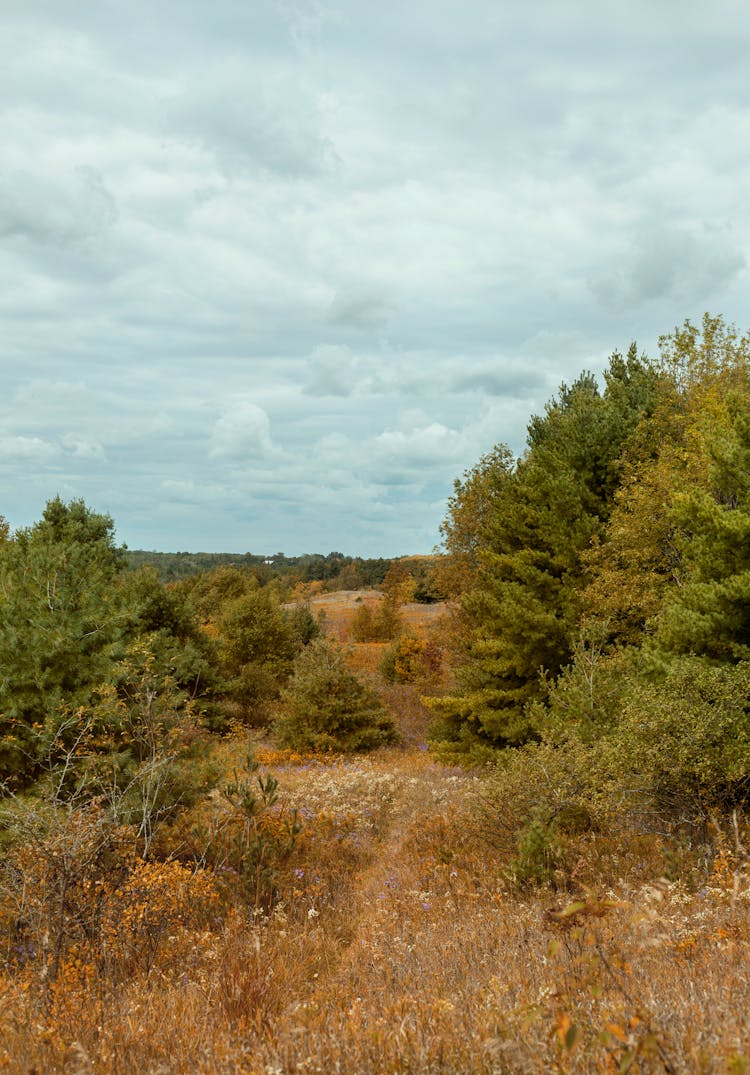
[1,719,749,1072]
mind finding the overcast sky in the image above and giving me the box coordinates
[2,1,749,556]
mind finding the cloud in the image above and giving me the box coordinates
[62,434,106,461]
[303,344,356,396]
[453,364,546,397]
[592,226,746,309]
[166,57,334,179]
[0,167,117,247]
[209,402,275,460]
[2,0,750,554]
[326,289,394,332]
[374,422,468,468]
[0,435,58,464]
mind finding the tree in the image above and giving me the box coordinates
[86,636,218,856]
[0,499,218,788]
[437,444,515,598]
[650,390,750,665]
[430,348,662,754]
[274,637,396,753]
[0,499,126,786]
[218,588,298,714]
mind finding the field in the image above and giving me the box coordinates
[1,598,749,1073]
[305,590,446,635]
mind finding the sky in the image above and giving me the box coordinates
[2,1,749,557]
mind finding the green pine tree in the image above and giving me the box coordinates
[430,348,662,754]
[274,637,396,753]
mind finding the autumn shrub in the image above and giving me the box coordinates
[273,637,397,753]
[604,657,750,827]
[379,633,442,685]
[98,858,219,978]
[85,636,221,855]
[0,796,133,984]
[349,594,402,642]
[200,749,301,911]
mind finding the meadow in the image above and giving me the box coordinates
[1,598,748,1074]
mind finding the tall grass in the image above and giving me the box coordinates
[2,739,749,1073]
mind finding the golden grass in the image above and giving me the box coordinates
[2,742,750,1073]
[307,588,450,641]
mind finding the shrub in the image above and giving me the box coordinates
[202,750,301,911]
[606,657,750,822]
[349,595,402,642]
[273,638,397,753]
[218,589,297,715]
[379,634,442,685]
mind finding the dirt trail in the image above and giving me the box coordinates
[303,752,476,1001]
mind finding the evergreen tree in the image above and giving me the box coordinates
[650,389,750,664]
[431,348,661,753]
[0,499,126,786]
[274,637,396,753]
[218,588,298,713]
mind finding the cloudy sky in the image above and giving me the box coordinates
[2,1,749,556]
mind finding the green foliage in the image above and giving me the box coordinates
[0,499,220,792]
[350,595,402,642]
[274,638,397,753]
[530,620,630,744]
[511,812,567,887]
[175,565,259,624]
[118,566,221,714]
[442,316,750,853]
[284,601,322,649]
[471,732,606,884]
[649,392,750,664]
[218,588,298,715]
[86,636,220,854]
[431,349,662,756]
[210,749,301,910]
[609,658,750,815]
[0,500,126,786]
[437,444,515,598]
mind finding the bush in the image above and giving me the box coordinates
[218,589,297,715]
[606,657,750,821]
[380,634,442,685]
[349,596,402,642]
[273,638,397,753]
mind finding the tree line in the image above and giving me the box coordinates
[0,503,395,806]
[126,548,443,600]
[432,313,750,859]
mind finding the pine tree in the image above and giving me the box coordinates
[430,348,662,753]
[0,499,126,786]
[274,637,396,753]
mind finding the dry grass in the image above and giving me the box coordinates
[306,589,448,642]
[2,724,750,1072]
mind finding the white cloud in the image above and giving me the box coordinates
[303,344,356,397]
[209,402,275,460]
[374,422,467,467]
[2,0,750,553]
[0,435,58,463]
[61,434,106,461]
